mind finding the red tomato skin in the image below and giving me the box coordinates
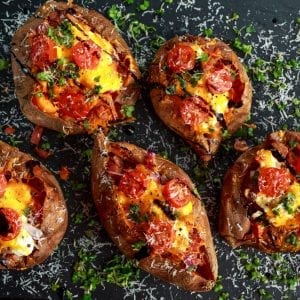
[30,126,44,146]
[163,178,191,208]
[0,174,7,197]
[57,89,89,121]
[71,40,101,69]
[206,67,233,94]
[145,220,175,254]
[30,34,57,69]
[251,222,265,239]
[258,167,291,197]
[0,208,21,241]
[118,168,147,198]
[179,100,208,127]
[167,44,196,73]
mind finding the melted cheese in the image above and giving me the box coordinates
[256,149,281,168]
[0,182,32,214]
[55,26,122,93]
[0,219,34,256]
[0,183,35,256]
[172,220,190,251]
[78,52,122,92]
[177,201,193,216]
[194,115,218,134]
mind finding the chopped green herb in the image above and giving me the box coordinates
[228,12,240,22]
[159,150,169,159]
[37,71,52,82]
[138,0,150,11]
[83,119,91,130]
[233,37,252,55]
[0,58,9,71]
[121,105,135,118]
[285,232,298,246]
[94,76,100,82]
[190,71,202,87]
[165,0,173,3]
[129,204,148,223]
[197,52,209,62]
[245,24,256,33]
[203,28,213,37]
[174,74,187,92]
[58,77,66,86]
[23,207,31,217]
[124,0,134,4]
[128,20,155,41]
[81,148,92,160]
[150,35,166,51]
[71,181,87,192]
[94,85,102,94]
[41,142,51,150]
[282,192,295,214]
[165,84,176,95]
[47,20,74,48]
[289,140,298,149]
[131,240,146,251]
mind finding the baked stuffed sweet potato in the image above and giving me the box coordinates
[11,0,141,134]
[91,134,218,291]
[219,130,300,252]
[148,35,252,162]
[0,140,67,269]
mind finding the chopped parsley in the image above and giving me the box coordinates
[197,52,209,62]
[93,85,102,94]
[203,27,213,37]
[138,0,150,11]
[47,20,74,48]
[165,84,176,95]
[150,35,166,51]
[129,204,148,223]
[0,58,9,71]
[131,240,146,251]
[285,232,298,246]
[121,104,135,118]
[233,37,252,55]
[282,192,296,214]
[189,71,202,87]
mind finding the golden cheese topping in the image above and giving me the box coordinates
[0,182,36,256]
[253,149,300,227]
[55,25,122,93]
[116,177,194,252]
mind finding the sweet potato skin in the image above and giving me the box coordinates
[219,131,300,253]
[148,35,252,162]
[11,0,141,135]
[91,133,218,291]
[0,141,68,270]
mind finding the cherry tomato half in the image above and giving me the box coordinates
[206,67,233,94]
[167,44,196,73]
[30,34,57,70]
[71,39,101,69]
[258,167,291,197]
[0,174,7,197]
[57,89,89,121]
[0,207,21,241]
[179,100,208,127]
[145,220,175,254]
[30,125,44,146]
[118,167,148,198]
[163,178,192,208]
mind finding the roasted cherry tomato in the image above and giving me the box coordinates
[71,39,101,69]
[30,126,44,146]
[145,220,175,253]
[118,167,148,198]
[206,67,233,94]
[163,178,191,208]
[57,89,89,121]
[30,34,57,69]
[167,44,196,73]
[0,174,7,198]
[179,100,208,127]
[258,167,291,197]
[0,208,21,241]
[287,145,300,173]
